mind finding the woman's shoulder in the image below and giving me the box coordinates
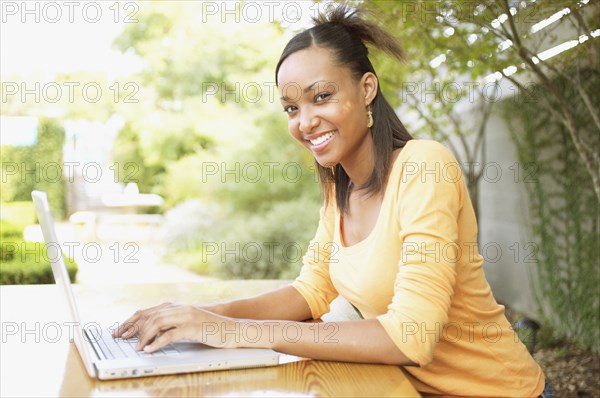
[397,139,456,162]
[390,139,464,189]
[390,139,459,175]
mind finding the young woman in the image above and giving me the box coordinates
[114,4,551,397]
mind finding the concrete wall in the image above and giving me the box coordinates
[476,112,539,317]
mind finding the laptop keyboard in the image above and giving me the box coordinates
[89,328,181,360]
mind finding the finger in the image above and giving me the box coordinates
[137,323,175,351]
[136,309,181,350]
[113,324,133,338]
[113,316,143,338]
[143,328,182,353]
[113,302,173,337]
[121,324,141,339]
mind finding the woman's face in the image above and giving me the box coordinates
[277,46,377,168]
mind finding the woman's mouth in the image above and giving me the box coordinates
[307,131,336,153]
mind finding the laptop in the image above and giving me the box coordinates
[31,190,281,380]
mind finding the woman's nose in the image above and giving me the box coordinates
[298,110,320,134]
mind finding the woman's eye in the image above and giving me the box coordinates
[315,92,331,102]
[283,105,297,114]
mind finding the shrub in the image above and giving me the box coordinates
[0,201,36,228]
[501,68,600,353]
[1,219,22,238]
[0,220,78,285]
[161,199,223,252]
[0,240,18,262]
[0,220,23,261]
[169,249,213,275]
[216,196,320,279]
[0,118,66,218]
[0,240,78,285]
[161,199,224,275]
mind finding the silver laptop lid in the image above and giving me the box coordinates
[31,190,97,378]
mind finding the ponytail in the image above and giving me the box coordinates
[312,3,405,64]
[275,1,413,214]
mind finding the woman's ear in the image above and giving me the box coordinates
[361,72,378,106]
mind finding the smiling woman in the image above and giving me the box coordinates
[113,3,550,397]
[275,8,412,215]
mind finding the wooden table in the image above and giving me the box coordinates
[0,280,420,397]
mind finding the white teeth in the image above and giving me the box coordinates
[310,131,334,146]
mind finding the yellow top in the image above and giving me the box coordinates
[291,139,545,396]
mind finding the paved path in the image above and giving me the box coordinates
[24,222,215,285]
[74,243,214,285]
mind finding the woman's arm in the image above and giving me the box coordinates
[112,285,312,338]
[131,304,416,366]
[112,286,415,365]
[202,285,313,321]
[115,199,338,339]
[114,197,338,339]
[239,318,416,365]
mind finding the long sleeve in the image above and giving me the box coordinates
[376,141,464,366]
[291,200,339,320]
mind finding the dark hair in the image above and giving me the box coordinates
[275,2,413,214]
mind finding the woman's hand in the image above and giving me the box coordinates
[112,302,237,353]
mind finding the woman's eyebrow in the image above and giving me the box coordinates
[279,80,327,101]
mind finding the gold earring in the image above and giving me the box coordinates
[367,108,374,128]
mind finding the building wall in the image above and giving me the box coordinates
[476,112,539,317]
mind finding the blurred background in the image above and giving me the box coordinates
[1,1,598,394]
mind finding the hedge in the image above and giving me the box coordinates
[0,240,78,285]
[0,201,36,228]
[0,118,67,218]
[0,219,78,285]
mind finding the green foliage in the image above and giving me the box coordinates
[535,320,570,351]
[111,2,324,280]
[217,196,321,279]
[113,3,282,102]
[366,0,600,219]
[0,218,25,238]
[0,242,78,285]
[113,95,221,192]
[112,121,216,195]
[169,249,213,276]
[162,116,322,279]
[500,67,600,353]
[367,0,502,106]
[210,112,321,213]
[0,221,78,285]
[110,2,289,204]
[368,0,594,86]
[0,118,66,218]
[0,201,36,229]
[0,220,22,261]
[0,145,32,202]
[163,194,321,279]
[164,109,322,278]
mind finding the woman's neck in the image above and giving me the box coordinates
[340,134,375,189]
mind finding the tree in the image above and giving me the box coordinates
[110,2,296,201]
[368,0,599,202]
[1,118,67,218]
[501,75,599,352]
[111,2,322,278]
